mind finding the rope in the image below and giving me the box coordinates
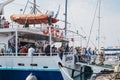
[23,0,29,14]
[86,0,99,48]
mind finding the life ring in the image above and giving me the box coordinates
[55,30,60,38]
[43,27,49,34]
[43,27,55,37]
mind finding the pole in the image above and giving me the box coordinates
[98,0,101,53]
[33,0,36,14]
[49,26,52,56]
[15,28,18,55]
[65,0,68,38]
[33,0,36,27]
[48,16,52,56]
[0,15,1,28]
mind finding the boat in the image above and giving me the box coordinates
[0,20,72,79]
[0,26,73,80]
[101,47,120,66]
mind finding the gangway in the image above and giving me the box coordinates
[76,62,114,73]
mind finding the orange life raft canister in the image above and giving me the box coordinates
[10,14,58,25]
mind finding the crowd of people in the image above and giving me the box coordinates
[0,41,105,65]
[58,46,105,65]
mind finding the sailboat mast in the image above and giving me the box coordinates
[65,0,68,38]
[98,0,101,53]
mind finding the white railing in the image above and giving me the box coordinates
[0,52,58,57]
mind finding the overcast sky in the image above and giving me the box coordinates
[1,0,120,48]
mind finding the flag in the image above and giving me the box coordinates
[54,5,60,18]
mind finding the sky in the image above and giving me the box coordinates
[1,0,120,49]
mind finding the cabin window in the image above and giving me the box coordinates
[18,63,25,66]
[30,63,37,66]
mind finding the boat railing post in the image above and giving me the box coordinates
[15,27,18,56]
[49,25,52,56]
[48,12,54,56]
[0,16,1,28]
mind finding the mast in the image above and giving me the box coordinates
[65,0,68,38]
[98,0,101,53]
[33,0,36,14]
[33,0,36,27]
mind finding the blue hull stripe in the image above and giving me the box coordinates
[0,68,64,80]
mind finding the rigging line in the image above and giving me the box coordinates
[30,6,42,14]
[86,0,99,48]
[66,30,86,39]
[28,1,40,8]
[67,3,79,36]
[28,1,42,13]
[66,4,83,40]
[23,0,29,14]
[81,27,96,48]
[35,7,42,13]
[22,0,34,25]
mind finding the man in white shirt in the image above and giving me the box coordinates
[28,45,35,56]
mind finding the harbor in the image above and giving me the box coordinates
[0,0,120,80]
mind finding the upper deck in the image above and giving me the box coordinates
[0,23,68,53]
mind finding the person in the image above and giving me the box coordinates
[38,47,43,53]
[45,44,50,56]
[21,46,27,56]
[90,50,97,64]
[1,16,6,28]
[52,45,56,53]
[64,42,70,55]
[43,41,49,52]
[7,46,12,54]
[58,46,65,60]
[28,45,35,56]
[99,51,105,65]
[70,46,78,62]
[86,47,92,64]
[0,48,4,56]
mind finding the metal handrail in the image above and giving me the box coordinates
[0,52,58,56]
